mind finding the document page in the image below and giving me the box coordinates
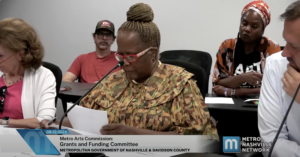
[67,103,108,135]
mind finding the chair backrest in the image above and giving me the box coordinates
[42,62,62,107]
[160,50,212,94]
[161,60,207,96]
[77,76,81,82]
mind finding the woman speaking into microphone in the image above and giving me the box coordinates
[42,3,218,137]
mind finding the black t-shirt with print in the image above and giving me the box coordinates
[233,43,264,88]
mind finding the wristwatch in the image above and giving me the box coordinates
[2,117,10,125]
[231,88,236,97]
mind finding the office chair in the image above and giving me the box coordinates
[161,60,207,96]
[77,76,81,82]
[160,50,212,95]
[42,61,63,107]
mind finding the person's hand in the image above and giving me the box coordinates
[40,119,59,129]
[212,85,226,96]
[282,64,300,102]
[242,71,263,86]
[100,124,137,135]
[40,119,50,129]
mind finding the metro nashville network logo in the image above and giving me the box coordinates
[223,136,272,153]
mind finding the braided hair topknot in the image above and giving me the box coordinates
[118,3,161,48]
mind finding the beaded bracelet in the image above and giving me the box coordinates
[224,88,228,97]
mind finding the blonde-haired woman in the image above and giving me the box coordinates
[0,18,56,128]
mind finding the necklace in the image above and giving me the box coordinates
[3,74,23,86]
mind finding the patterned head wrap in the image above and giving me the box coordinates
[241,0,271,28]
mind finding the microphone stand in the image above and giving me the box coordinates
[58,61,124,130]
[268,83,300,157]
[63,62,123,157]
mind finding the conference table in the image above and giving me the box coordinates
[205,93,260,153]
[59,82,95,96]
[58,82,95,112]
[205,94,258,112]
[59,82,258,112]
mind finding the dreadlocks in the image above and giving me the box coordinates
[118,3,160,48]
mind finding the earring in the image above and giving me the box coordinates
[152,58,155,62]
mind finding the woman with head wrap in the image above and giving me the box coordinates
[212,0,281,97]
[42,3,218,137]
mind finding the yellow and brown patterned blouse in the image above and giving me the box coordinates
[79,63,218,137]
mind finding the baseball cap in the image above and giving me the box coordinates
[95,20,115,36]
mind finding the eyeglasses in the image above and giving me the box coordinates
[115,47,152,63]
[96,32,114,39]
[0,54,14,64]
[0,86,7,113]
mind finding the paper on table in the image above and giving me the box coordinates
[0,125,20,135]
[67,102,108,135]
[244,99,259,102]
[205,97,234,104]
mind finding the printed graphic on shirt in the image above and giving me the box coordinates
[234,60,262,88]
[234,61,262,75]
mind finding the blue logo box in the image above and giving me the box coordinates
[223,136,240,153]
[17,129,60,155]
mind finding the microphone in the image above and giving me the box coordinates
[268,82,300,157]
[58,61,124,129]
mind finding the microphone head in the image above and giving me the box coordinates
[118,61,124,67]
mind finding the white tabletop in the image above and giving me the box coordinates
[0,125,67,157]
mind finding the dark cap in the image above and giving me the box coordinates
[95,20,115,35]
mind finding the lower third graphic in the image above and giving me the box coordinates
[17,129,60,155]
[223,136,240,153]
